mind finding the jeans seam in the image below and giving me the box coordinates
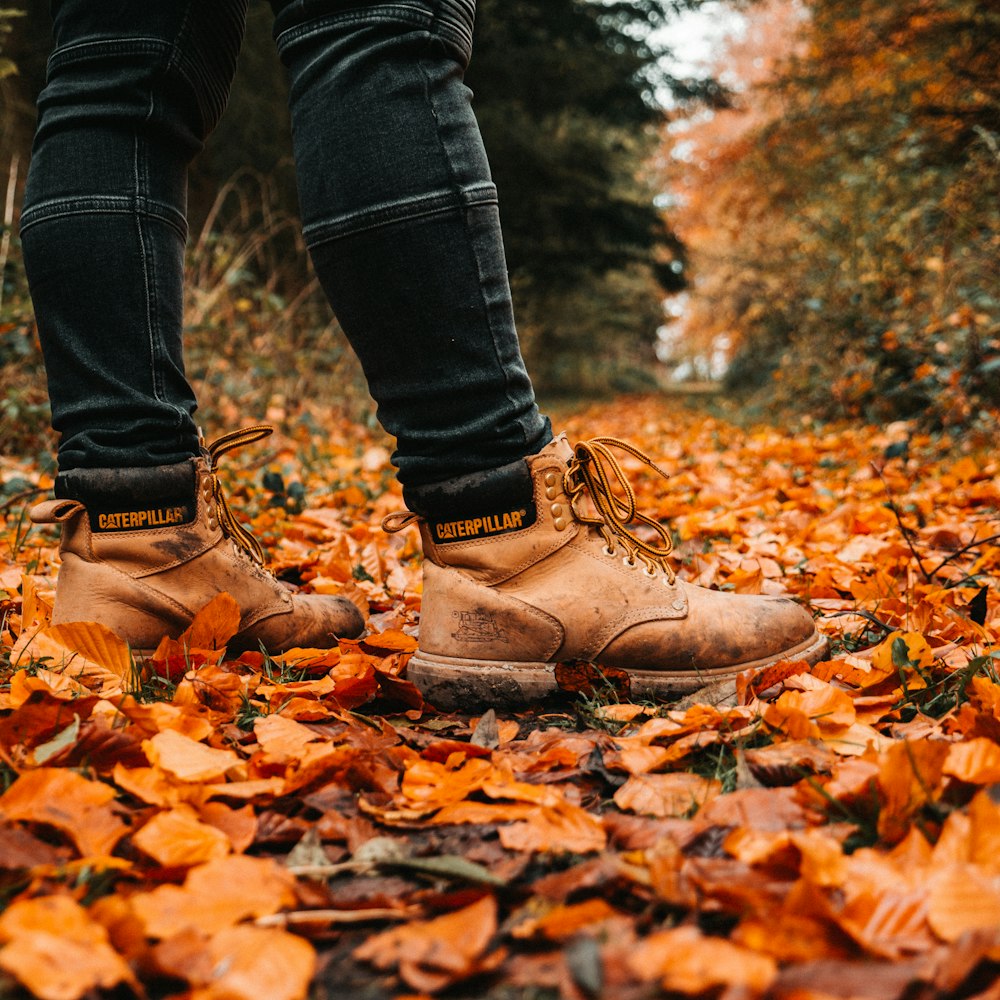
[275,5,430,50]
[416,53,526,446]
[274,4,471,58]
[303,184,497,247]
[19,197,188,241]
[46,37,174,74]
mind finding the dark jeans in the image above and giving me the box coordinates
[20,0,551,485]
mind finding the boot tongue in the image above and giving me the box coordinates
[404,456,538,545]
[55,460,198,534]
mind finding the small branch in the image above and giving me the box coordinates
[827,609,895,633]
[927,532,1000,582]
[286,861,367,878]
[871,463,931,583]
[0,153,19,311]
[0,487,47,514]
[256,907,415,927]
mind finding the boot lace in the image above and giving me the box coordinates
[202,424,273,566]
[564,437,677,584]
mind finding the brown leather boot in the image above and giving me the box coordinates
[30,427,364,654]
[385,435,827,707]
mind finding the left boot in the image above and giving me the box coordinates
[30,427,365,654]
[385,435,828,708]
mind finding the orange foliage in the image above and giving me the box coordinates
[0,396,998,997]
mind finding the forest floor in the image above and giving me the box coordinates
[1,395,999,1000]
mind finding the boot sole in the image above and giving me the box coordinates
[407,631,830,711]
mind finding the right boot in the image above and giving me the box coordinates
[29,427,364,654]
[386,435,829,709]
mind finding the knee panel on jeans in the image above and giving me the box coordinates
[41,1,247,147]
[272,0,475,68]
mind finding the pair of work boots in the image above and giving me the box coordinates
[30,430,827,706]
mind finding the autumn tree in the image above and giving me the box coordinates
[663,0,1000,426]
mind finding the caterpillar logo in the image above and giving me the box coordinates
[433,507,531,542]
[95,507,189,531]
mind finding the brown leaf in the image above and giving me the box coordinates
[354,894,502,993]
[131,855,297,938]
[142,729,242,783]
[613,772,721,818]
[0,895,137,1000]
[155,925,315,1000]
[0,768,128,858]
[555,660,631,699]
[178,592,242,650]
[132,805,231,867]
[629,925,777,996]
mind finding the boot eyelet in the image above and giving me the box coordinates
[544,472,558,488]
[553,517,568,531]
[644,566,657,578]
[622,556,636,569]
[545,486,558,500]
[603,544,616,557]
[551,503,564,518]
[208,517,218,531]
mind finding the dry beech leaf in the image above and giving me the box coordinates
[942,737,1000,784]
[629,926,777,996]
[0,768,128,858]
[39,621,133,680]
[500,802,607,854]
[555,660,631,699]
[0,895,137,1000]
[178,592,242,650]
[143,728,242,783]
[156,924,315,1000]
[927,863,1000,941]
[512,898,619,941]
[8,624,128,697]
[613,772,722,818]
[354,894,502,993]
[132,804,232,867]
[131,855,297,938]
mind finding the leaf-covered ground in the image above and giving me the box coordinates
[1,396,998,1000]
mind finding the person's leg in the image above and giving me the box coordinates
[20,2,249,471]
[24,0,362,648]
[271,0,551,488]
[272,0,828,705]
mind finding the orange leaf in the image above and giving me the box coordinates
[143,729,242,783]
[613,773,721,818]
[197,802,257,854]
[131,855,297,938]
[354,895,502,993]
[512,898,619,941]
[157,925,315,1000]
[554,660,631,699]
[629,926,777,996]
[500,801,607,854]
[871,631,935,675]
[132,805,231,867]
[177,592,242,650]
[8,624,129,697]
[927,863,1000,942]
[0,768,128,858]
[943,737,1000,784]
[0,896,136,1000]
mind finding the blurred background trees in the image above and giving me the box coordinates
[661,0,1000,427]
